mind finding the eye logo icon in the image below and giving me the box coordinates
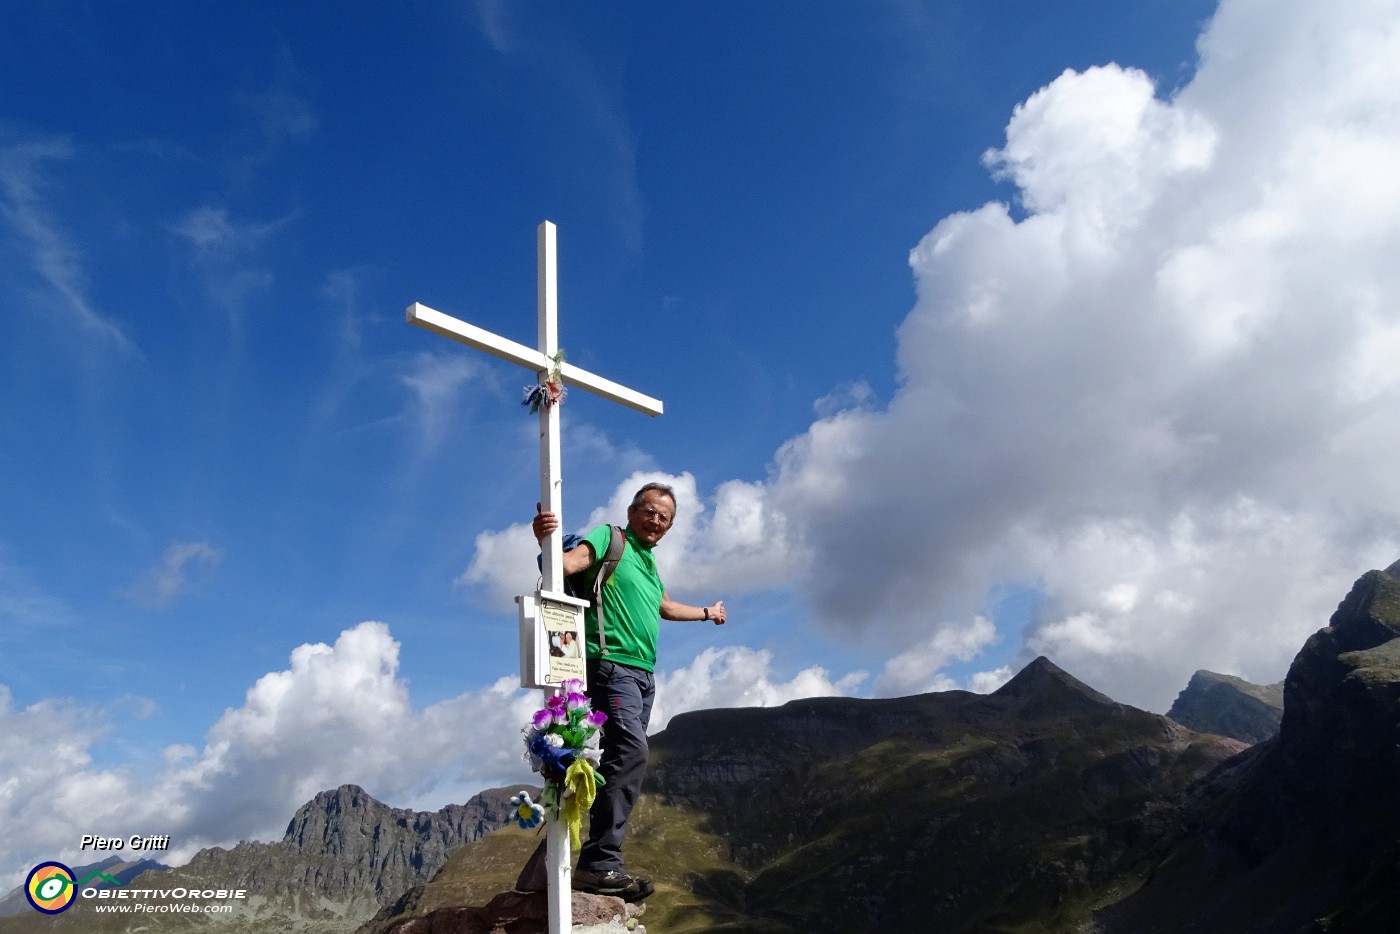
[26,861,77,914]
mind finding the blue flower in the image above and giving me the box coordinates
[509,791,544,829]
[528,733,576,780]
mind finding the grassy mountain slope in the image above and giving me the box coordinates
[367,657,1242,934]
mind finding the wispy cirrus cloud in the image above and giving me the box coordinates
[228,43,320,177]
[169,205,288,255]
[0,549,74,632]
[0,136,140,355]
[399,351,491,458]
[167,205,294,333]
[123,540,224,609]
[466,2,645,252]
[471,0,516,53]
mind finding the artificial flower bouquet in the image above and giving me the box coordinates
[517,679,607,846]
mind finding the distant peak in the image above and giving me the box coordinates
[323,783,370,798]
[327,784,369,800]
[305,784,378,808]
[1183,670,1282,699]
[1187,670,1253,693]
[992,656,1117,706]
[283,785,391,846]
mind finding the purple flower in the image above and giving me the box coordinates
[566,692,589,710]
[531,708,554,730]
[561,678,585,694]
[585,709,608,728]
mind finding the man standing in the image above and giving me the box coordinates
[533,481,727,902]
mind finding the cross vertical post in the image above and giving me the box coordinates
[537,222,564,596]
[535,222,570,934]
[405,221,662,934]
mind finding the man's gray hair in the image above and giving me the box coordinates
[630,482,677,514]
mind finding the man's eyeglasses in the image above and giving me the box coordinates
[633,506,673,526]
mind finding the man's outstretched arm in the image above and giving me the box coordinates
[660,594,727,625]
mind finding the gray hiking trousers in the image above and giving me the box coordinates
[578,658,655,873]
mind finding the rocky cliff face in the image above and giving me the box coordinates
[147,784,529,929]
[1167,669,1284,744]
[1097,560,1400,933]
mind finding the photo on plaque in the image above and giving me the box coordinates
[539,593,585,684]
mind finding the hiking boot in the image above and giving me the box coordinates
[572,868,654,902]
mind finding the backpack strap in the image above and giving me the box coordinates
[592,525,626,656]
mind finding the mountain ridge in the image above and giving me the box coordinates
[8,564,1399,932]
[366,565,1400,933]
[1167,669,1284,744]
[1095,560,1400,932]
[361,653,1242,933]
[175,783,530,911]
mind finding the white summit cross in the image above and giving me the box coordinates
[406,220,662,934]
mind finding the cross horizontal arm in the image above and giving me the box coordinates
[557,361,665,417]
[406,302,664,416]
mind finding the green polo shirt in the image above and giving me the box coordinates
[581,525,664,671]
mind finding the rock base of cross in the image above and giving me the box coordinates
[379,889,646,934]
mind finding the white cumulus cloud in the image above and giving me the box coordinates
[0,621,870,891]
[0,622,541,890]
[776,0,1400,709]
[874,615,1000,697]
[464,0,1400,712]
[652,645,866,731]
[464,470,804,608]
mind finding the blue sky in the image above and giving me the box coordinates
[5,0,1400,886]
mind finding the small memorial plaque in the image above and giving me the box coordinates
[518,590,588,689]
